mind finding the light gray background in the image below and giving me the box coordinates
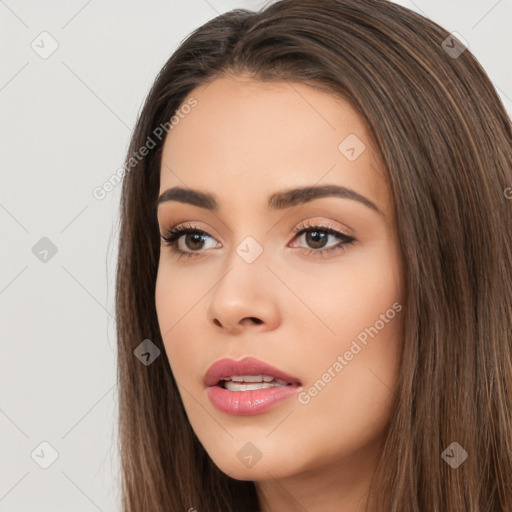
[1,1,511,510]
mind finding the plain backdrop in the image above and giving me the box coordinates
[1,1,511,510]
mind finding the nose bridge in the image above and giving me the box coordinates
[220,206,270,267]
[220,228,269,291]
[205,224,278,329]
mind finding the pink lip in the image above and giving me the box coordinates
[204,357,302,416]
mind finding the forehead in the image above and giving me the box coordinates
[159,76,390,217]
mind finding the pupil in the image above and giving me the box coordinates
[187,233,204,250]
[307,231,327,249]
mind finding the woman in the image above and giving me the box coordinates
[115,0,512,510]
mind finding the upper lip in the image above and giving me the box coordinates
[204,357,302,387]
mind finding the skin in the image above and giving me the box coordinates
[155,75,404,512]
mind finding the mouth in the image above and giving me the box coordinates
[204,358,303,416]
[215,375,299,391]
[204,356,302,389]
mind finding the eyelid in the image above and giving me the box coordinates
[162,221,220,239]
[292,219,354,238]
[161,218,353,241]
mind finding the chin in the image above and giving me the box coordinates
[205,443,302,482]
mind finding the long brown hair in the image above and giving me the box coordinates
[115,1,512,510]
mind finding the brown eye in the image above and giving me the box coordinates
[303,230,329,249]
[182,232,207,251]
[160,225,219,259]
[291,223,356,257]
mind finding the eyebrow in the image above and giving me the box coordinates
[157,184,384,216]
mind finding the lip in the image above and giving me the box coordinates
[204,357,302,416]
[204,357,301,387]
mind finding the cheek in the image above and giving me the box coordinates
[155,262,200,374]
[336,239,402,334]
[275,240,402,346]
[328,242,404,394]
[155,256,211,333]
[291,242,403,433]
[290,294,403,465]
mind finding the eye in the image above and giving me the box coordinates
[160,222,219,260]
[160,221,356,260]
[289,221,356,257]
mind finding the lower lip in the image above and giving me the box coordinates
[207,383,301,415]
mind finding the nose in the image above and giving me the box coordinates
[206,262,280,334]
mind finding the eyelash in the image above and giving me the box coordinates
[160,221,356,260]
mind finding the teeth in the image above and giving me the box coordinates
[225,375,281,383]
[219,376,294,390]
[224,381,288,392]
[232,375,264,382]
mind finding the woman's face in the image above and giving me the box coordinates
[155,75,404,488]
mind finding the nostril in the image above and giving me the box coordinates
[213,317,262,327]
